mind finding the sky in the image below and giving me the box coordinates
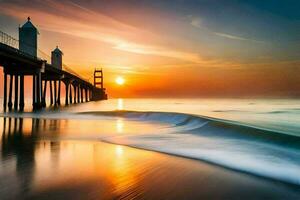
[0,0,299,98]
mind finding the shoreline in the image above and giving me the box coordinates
[25,140,300,199]
[1,138,300,199]
[0,110,299,199]
[100,139,300,189]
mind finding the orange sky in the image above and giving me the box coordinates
[0,0,299,98]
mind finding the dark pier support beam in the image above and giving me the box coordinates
[79,87,81,103]
[14,75,19,111]
[19,75,24,111]
[32,75,36,108]
[73,85,77,104]
[89,89,91,101]
[33,72,42,109]
[57,80,61,105]
[75,85,78,104]
[42,80,47,107]
[85,88,88,102]
[69,84,73,104]
[65,82,69,106]
[81,87,83,103]
[77,85,80,103]
[80,86,82,103]
[85,89,88,102]
[3,73,7,111]
[50,80,53,105]
[54,80,57,106]
[36,73,42,109]
[90,89,92,101]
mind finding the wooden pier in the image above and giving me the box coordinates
[0,18,107,111]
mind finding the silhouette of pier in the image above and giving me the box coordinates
[0,17,107,111]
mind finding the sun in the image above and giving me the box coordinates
[115,76,125,85]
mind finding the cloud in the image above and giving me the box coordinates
[0,0,214,64]
[113,42,203,63]
[214,32,263,43]
[190,17,202,28]
[189,15,264,43]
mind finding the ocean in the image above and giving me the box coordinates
[0,98,300,199]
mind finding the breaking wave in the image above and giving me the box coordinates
[80,110,300,186]
[2,109,300,186]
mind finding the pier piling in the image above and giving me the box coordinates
[19,75,24,111]
[69,84,73,104]
[54,80,57,106]
[3,73,7,110]
[57,80,61,105]
[50,80,53,105]
[77,85,80,103]
[73,85,76,104]
[42,80,47,107]
[65,82,69,105]
[35,73,41,109]
[14,75,19,110]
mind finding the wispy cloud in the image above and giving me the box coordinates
[190,17,202,28]
[214,32,264,43]
[0,0,215,64]
[189,16,264,43]
[113,42,203,63]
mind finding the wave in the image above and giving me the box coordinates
[2,110,300,186]
[80,110,300,186]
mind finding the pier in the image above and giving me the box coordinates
[0,17,107,111]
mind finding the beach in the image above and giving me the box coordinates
[0,98,300,199]
[0,118,299,200]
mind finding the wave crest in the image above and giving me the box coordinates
[79,110,300,186]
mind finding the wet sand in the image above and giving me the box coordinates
[0,117,300,200]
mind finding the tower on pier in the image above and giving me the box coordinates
[19,17,39,57]
[51,46,63,70]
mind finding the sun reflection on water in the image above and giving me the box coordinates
[116,118,124,133]
[117,98,124,110]
[0,116,190,199]
[115,145,124,157]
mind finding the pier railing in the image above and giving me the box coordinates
[0,30,49,62]
[0,30,91,84]
[0,30,18,48]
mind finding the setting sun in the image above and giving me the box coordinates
[115,76,125,85]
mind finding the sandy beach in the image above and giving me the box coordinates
[0,116,299,200]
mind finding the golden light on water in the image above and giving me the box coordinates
[115,76,125,85]
[115,145,124,157]
[116,118,124,133]
[117,98,124,110]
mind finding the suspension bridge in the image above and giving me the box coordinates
[0,17,107,111]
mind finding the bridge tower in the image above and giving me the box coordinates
[94,69,103,89]
[91,69,107,100]
[19,17,39,57]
